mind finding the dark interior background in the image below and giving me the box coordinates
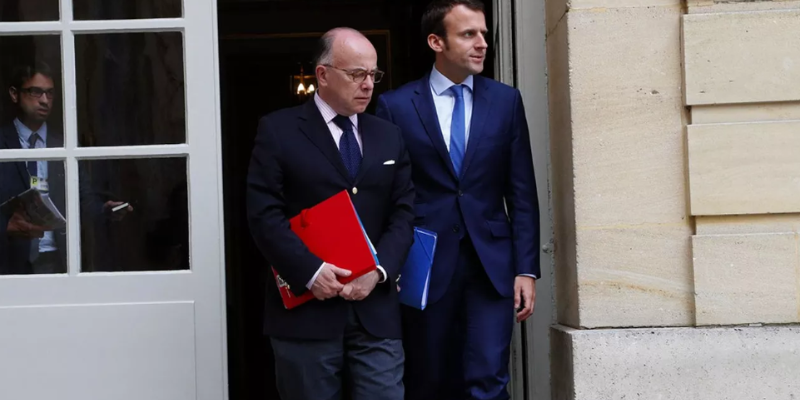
[218,0,495,398]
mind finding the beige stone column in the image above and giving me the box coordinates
[545,1,800,398]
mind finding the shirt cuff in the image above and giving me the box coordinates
[306,262,326,289]
[376,266,387,283]
[517,273,538,280]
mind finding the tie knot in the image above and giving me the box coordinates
[450,85,464,99]
[28,132,41,148]
[333,115,353,132]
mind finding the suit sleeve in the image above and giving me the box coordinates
[246,116,323,294]
[505,90,541,278]
[374,126,415,282]
[375,94,394,123]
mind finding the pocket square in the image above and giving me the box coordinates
[383,160,396,165]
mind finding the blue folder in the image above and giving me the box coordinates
[356,214,380,266]
[398,227,437,310]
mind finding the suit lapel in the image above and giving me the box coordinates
[461,76,492,178]
[354,114,376,184]
[297,100,351,182]
[1,123,29,188]
[411,75,457,180]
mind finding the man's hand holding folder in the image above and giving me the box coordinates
[311,262,352,300]
[272,190,381,309]
[339,269,380,301]
[6,204,46,239]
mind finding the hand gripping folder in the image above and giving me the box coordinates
[398,227,437,310]
[272,190,379,309]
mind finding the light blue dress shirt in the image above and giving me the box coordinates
[429,66,474,150]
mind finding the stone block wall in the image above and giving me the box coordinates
[545,0,800,398]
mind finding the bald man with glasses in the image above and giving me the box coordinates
[247,27,414,400]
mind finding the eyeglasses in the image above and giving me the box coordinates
[324,65,385,84]
[20,87,56,100]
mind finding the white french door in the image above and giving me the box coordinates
[0,0,227,399]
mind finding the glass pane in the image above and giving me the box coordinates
[73,0,181,20]
[75,32,186,147]
[0,0,59,22]
[79,158,188,272]
[0,159,67,275]
[0,35,63,147]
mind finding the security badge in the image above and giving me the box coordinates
[30,176,49,193]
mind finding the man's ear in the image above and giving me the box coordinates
[427,34,446,54]
[9,87,19,104]
[316,65,328,87]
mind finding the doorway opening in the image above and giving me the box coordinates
[217,1,496,398]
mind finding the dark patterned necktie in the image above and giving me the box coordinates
[27,132,40,177]
[27,132,41,263]
[333,115,362,180]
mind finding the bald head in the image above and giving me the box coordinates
[314,27,379,116]
[314,28,374,67]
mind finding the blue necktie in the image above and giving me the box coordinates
[333,115,362,180]
[449,85,466,177]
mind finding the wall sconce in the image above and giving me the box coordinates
[293,65,317,99]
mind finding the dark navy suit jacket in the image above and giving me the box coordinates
[246,99,415,340]
[376,74,540,304]
[0,123,105,274]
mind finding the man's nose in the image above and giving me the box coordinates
[361,77,374,91]
[476,34,488,49]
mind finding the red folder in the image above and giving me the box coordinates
[272,190,379,309]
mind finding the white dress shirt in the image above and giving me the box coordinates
[428,67,538,280]
[305,93,387,290]
[14,118,57,254]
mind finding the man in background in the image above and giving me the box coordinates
[0,61,132,274]
[376,1,541,399]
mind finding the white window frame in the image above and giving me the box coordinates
[0,1,228,399]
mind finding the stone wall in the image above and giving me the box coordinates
[547,0,692,330]
[545,0,800,398]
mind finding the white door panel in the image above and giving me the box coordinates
[0,0,227,399]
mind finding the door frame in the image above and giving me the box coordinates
[493,0,554,399]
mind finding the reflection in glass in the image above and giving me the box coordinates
[73,0,181,20]
[75,32,186,147]
[79,158,188,272]
[0,0,59,22]
[0,36,63,142]
[0,160,67,275]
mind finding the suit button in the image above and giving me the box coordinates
[352,187,358,195]
[458,190,464,197]
[453,224,460,233]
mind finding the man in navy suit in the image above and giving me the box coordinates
[0,62,132,275]
[375,1,540,399]
[246,28,414,400]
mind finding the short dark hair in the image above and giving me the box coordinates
[10,61,54,90]
[421,0,485,39]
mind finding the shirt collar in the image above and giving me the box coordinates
[14,118,48,146]
[430,65,474,96]
[314,92,358,129]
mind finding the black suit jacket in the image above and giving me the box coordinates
[0,122,104,274]
[246,99,415,340]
